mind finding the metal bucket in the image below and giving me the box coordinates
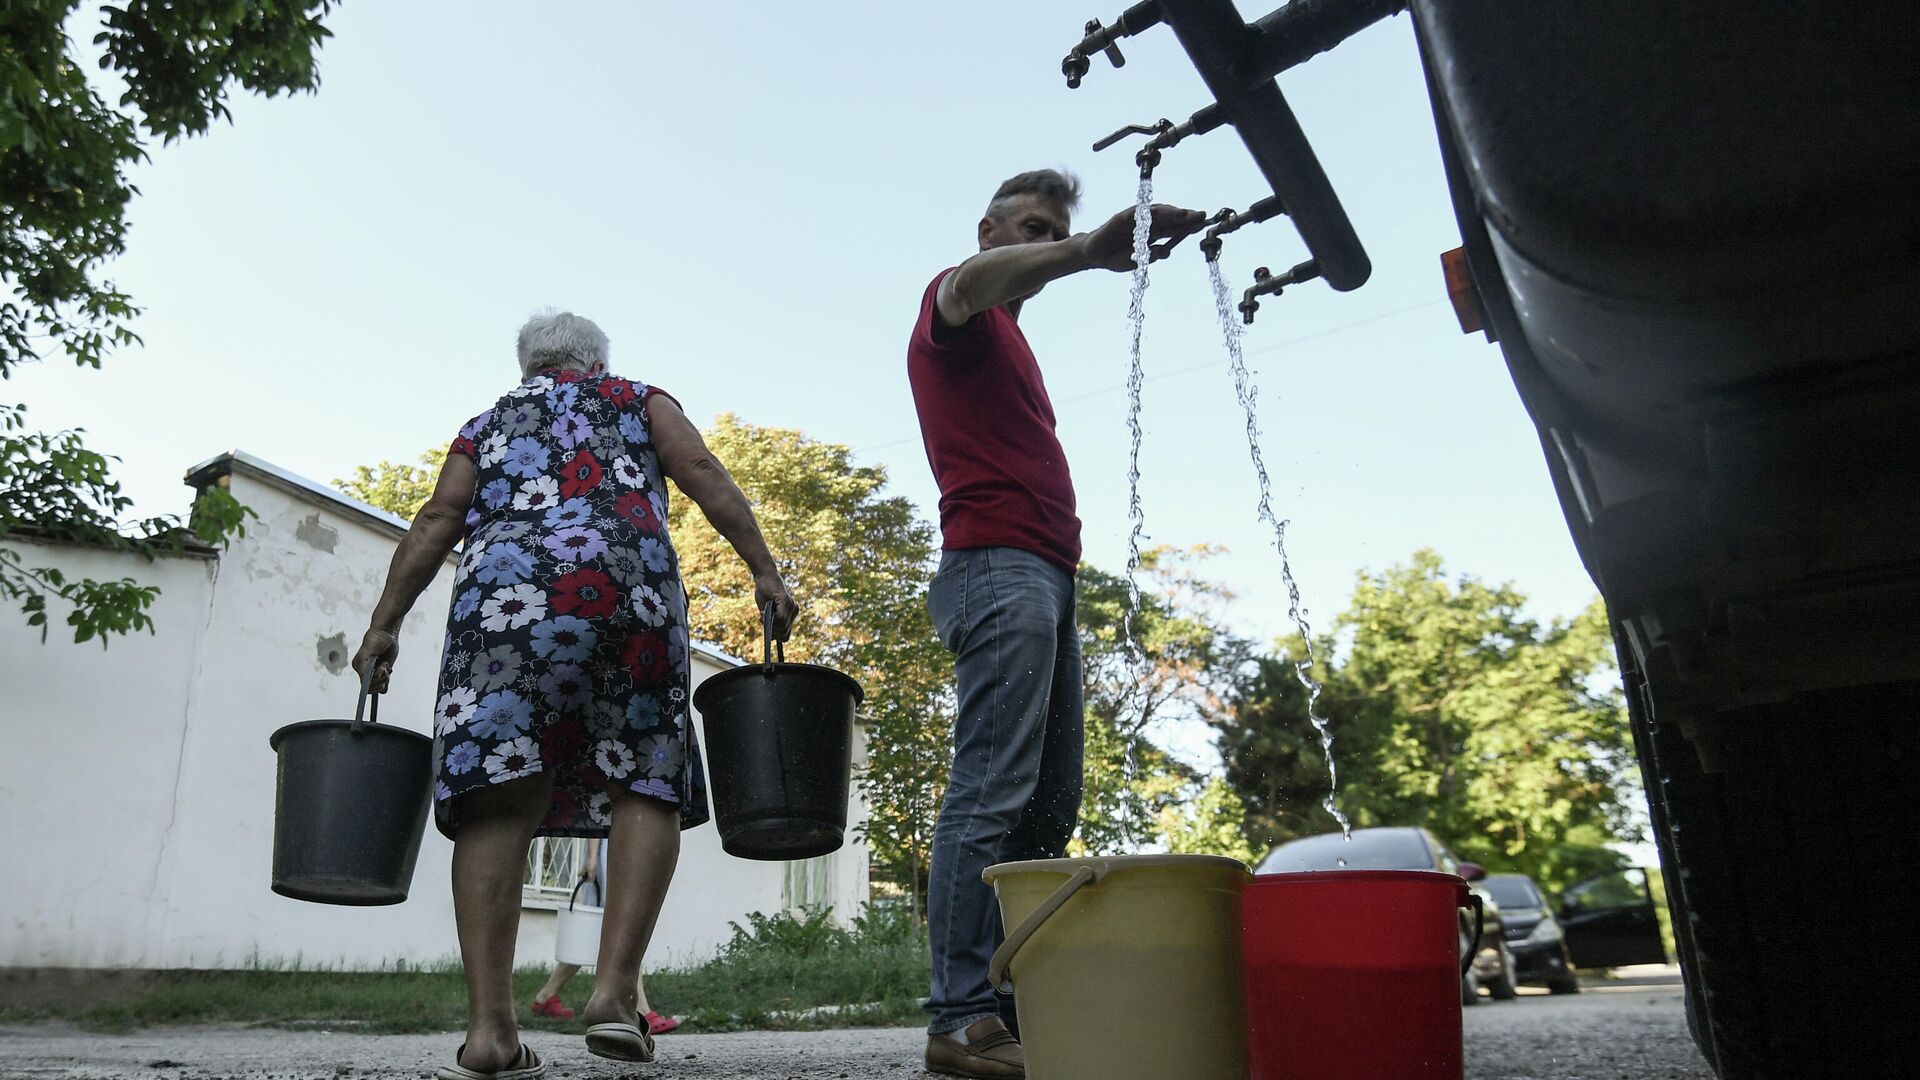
[268,672,433,905]
[691,610,863,860]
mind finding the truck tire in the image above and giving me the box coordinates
[1625,636,1917,1079]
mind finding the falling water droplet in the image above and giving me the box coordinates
[1206,258,1351,840]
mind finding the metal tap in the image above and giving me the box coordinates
[1063,18,1126,88]
[1239,260,1321,324]
[1197,208,1236,261]
[1062,1,1165,88]
[1201,195,1289,261]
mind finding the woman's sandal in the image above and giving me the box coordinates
[585,1022,656,1063]
[435,1043,546,1080]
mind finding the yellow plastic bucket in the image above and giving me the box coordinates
[985,854,1252,1080]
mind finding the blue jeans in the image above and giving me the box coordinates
[923,547,1085,1034]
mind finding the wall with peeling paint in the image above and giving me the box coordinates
[0,454,868,971]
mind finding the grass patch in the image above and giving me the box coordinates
[0,905,930,1034]
[649,903,928,1032]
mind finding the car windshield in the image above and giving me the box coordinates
[1482,877,1543,910]
[1258,830,1430,872]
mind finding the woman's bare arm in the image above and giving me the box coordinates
[645,393,797,640]
[351,452,477,690]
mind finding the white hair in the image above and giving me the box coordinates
[516,310,610,378]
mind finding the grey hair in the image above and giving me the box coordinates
[987,168,1083,221]
[516,311,610,378]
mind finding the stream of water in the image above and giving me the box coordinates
[1118,176,1154,846]
[1206,258,1352,842]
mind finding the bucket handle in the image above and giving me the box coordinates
[760,601,785,674]
[1461,885,1484,977]
[351,663,382,733]
[986,864,1102,994]
[569,879,598,912]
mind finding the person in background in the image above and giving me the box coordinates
[353,311,795,1078]
[907,170,1206,1079]
[530,837,681,1034]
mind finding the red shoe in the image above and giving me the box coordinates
[645,1010,680,1035]
[531,996,575,1019]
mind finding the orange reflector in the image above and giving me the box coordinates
[1440,246,1486,335]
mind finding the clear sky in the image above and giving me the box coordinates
[22,0,1596,652]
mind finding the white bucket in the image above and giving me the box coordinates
[554,881,604,967]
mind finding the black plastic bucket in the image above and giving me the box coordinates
[268,673,433,905]
[692,612,864,861]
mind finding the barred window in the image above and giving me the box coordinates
[523,836,589,900]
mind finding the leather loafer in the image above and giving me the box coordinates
[926,1016,1025,1079]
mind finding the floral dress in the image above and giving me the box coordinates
[430,368,707,839]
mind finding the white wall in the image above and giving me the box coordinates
[1,455,870,972]
[0,540,217,968]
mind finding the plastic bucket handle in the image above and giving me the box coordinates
[760,601,785,673]
[1462,885,1483,976]
[986,864,1103,994]
[352,664,382,733]
[570,878,597,911]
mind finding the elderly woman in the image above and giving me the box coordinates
[352,311,795,1079]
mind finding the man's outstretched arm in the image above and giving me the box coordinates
[935,203,1209,328]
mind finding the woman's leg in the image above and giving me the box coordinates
[582,789,679,1027]
[636,969,652,1014]
[533,963,579,1007]
[450,771,555,1072]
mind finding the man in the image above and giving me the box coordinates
[907,169,1206,1078]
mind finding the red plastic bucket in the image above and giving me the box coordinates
[1242,870,1475,1080]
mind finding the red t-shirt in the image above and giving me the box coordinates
[907,269,1082,572]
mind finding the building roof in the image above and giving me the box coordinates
[181,450,743,670]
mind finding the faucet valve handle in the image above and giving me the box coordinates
[1093,118,1173,153]
[1085,18,1128,68]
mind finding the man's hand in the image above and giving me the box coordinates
[1080,203,1209,272]
[351,628,400,694]
[756,572,799,643]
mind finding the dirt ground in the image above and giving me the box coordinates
[0,974,1712,1079]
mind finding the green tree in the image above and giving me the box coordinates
[1159,776,1258,864]
[1216,549,1641,894]
[2,2,335,643]
[1216,644,1360,852]
[1073,546,1254,856]
[335,447,447,520]
[662,415,951,915]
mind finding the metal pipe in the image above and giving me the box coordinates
[1074,1,1166,59]
[1208,195,1289,239]
[1200,195,1287,260]
[1145,101,1228,153]
[1157,0,1371,290]
[1244,0,1407,85]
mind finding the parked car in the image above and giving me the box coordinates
[1480,873,1581,994]
[1256,827,1518,1004]
[1555,867,1668,971]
